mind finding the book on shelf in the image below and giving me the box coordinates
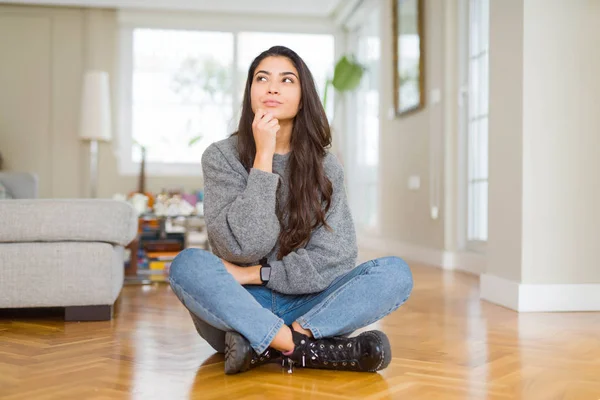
[149,260,171,270]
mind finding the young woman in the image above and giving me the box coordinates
[169,46,413,375]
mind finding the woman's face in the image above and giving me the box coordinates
[250,56,301,122]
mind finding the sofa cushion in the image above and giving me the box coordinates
[0,199,138,246]
[0,242,124,308]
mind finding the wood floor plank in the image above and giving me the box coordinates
[1,253,599,399]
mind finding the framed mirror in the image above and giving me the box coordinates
[392,0,425,116]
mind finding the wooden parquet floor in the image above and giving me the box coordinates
[1,254,600,399]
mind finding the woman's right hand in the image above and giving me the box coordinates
[252,108,279,157]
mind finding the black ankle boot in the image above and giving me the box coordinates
[284,330,392,373]
[224,331,282,374]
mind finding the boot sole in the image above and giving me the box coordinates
[224,331,252,374]
[360,330,392,372]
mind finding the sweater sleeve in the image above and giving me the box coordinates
[201,144,281,264]
[266,157,358,295]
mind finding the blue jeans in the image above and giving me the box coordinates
[169,248,413,354]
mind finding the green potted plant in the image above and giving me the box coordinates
[323,54,366,114]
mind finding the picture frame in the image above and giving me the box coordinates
[392,0,425,117]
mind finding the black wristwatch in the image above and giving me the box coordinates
[259,258,271,285]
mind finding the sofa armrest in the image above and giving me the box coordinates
[0,172,38,199]
[0,199,138,246]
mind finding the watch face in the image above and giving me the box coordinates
[261,267,270,282]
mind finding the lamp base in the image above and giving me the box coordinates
[89,139,98,198]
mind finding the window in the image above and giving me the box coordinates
[462,0,489,244]
[132,29,234,166]
[346,5,380,234]
[118,24,335,177]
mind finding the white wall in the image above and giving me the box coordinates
[483,0,600,311]
[522,0,600,284]
[487,0,600,286]
[487,0,525,283]
[0,5,84,198]
[377,0,447,250]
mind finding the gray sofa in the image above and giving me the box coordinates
[0,172,138,321]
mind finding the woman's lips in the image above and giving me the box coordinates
[263,100,282,107]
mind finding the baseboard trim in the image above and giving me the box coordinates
[357,235,485,275]
[481,273,600,312]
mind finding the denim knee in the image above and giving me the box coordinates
[169,247,216,286]
[377,256,413,304]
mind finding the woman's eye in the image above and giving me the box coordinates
[283,77,294,83]
[256,76,267,82]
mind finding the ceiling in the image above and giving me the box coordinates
[1,0,346,17]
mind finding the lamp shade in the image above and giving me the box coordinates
[79,70,112,141]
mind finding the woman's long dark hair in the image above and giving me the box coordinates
[233,45,333,260]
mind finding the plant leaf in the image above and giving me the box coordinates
[332,55,365,92]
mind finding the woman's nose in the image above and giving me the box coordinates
[268,83,279,94]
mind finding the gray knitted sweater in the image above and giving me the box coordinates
[201,135,358,295]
